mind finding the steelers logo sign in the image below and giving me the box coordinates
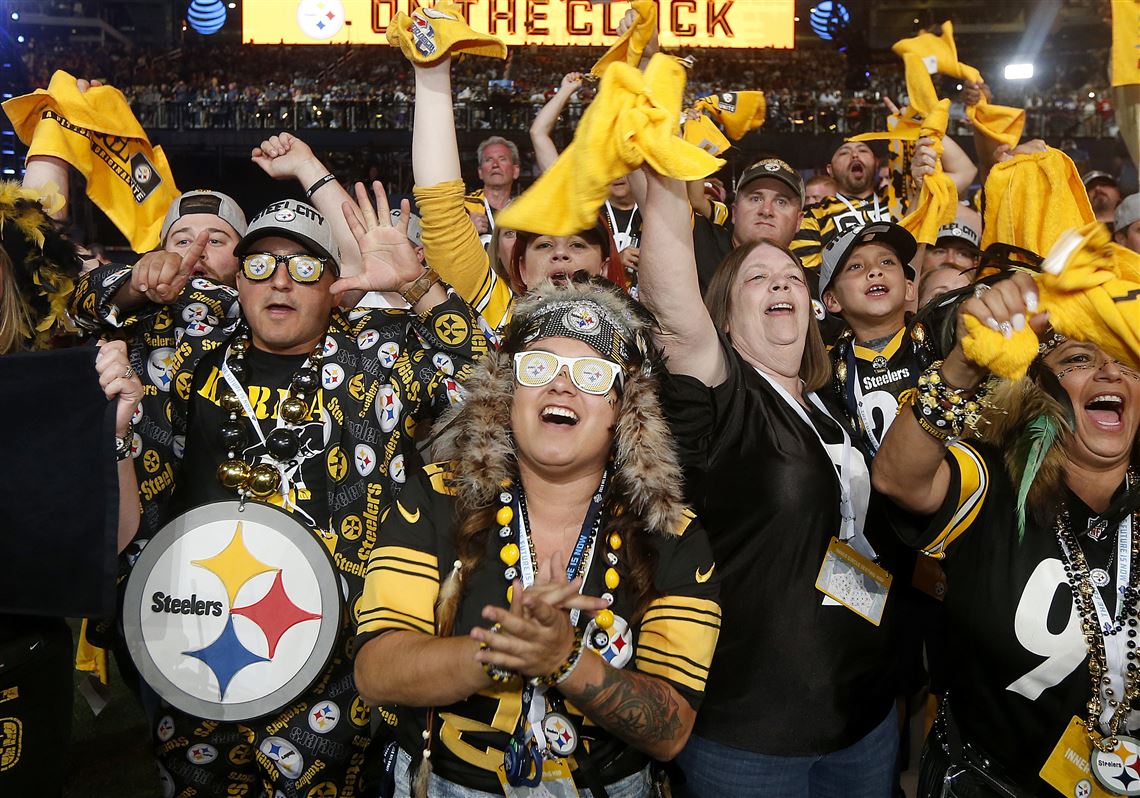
[260,735,304,778]
[186,743,218,765]
[564,305,600,334]
[296,0,345,40]
[122,502,341,721]
[308,700,340,734]
[148,347,176,392]
[274,209,297,223]
[376,384,402,433]
[1091,736,1140,795]
[433,312,469,346]
[388,453,406,484]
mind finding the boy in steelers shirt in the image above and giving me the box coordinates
[818,222,938,456]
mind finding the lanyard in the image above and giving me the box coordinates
[1058,514,1135,729]
[754,368,873,557]
[836,191,883,223]
[514,472,607,754]
[482,196,497,232]
[604,201,637,240]
[843,345,878,456]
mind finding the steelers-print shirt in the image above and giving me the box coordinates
[790,191,894,273]
[894,442,1140,788]
[355,462,721,793]
[827,323,935,456]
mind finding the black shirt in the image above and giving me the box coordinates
[175,344,329,525]
[691,214,734,295]
[660,336,910,755]
[897,442,1140,789]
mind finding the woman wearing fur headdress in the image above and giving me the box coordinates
[353,276,720,797]
[874,270,1140,796]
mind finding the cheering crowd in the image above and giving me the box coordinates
[3,4,1140,798]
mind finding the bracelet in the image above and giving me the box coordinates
[304,173,336,201]
[399,267,441,307]
[531,626,585,688]
[114,431,133,461]
[480,623,519,683]
[910,361,987,444]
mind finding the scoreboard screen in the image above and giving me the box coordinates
[243,1,795,49]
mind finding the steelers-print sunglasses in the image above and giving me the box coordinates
[513,350,624,396]
[241,252,330,284]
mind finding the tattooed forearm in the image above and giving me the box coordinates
[567,658,688,757]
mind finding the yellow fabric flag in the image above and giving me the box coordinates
[851,75,957,245]
[683,113,732,156]
[692,91,766,140]
[386,2,506,66]
[891,21,1025,146]
[981,148,1094,257]
[1112,0,1140,86]
[3,70,180,252]
[591,0,658,79]
[962,222,1140,380]
[75,619,109,685]
[498,54,724,236]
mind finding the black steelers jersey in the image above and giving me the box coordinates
[792,191,895,272]
[828,321,937,456]
[356,462,720,793]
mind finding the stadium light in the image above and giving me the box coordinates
[1003,63,1034,80]
[10,12,19,20]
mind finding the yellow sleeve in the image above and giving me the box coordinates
[414,179,514,330]
[919,442,990,559]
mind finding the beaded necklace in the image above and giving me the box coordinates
[215,326,324,500]
[1055,472,1140,754]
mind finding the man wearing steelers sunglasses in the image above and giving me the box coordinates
[71,182,490,797]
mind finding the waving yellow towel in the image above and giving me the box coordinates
[591,0,658,78]
[692,91,767,141]
[498,54,724,236]
[683,113,732,156]
[3,70,180,252]
[386,2,506,65]
[892,21,1024,146]
[980,147,1094,256]
[962,222,1140,379]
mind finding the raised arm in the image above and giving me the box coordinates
[638,170,726,385]
[873,272,1042,514]
[413,60,464,186]
[94,339,143,552]
[529,72,583,173]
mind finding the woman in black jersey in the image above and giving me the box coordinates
[875,271,1140,796]
[637,172,914,797]
[354,278,721,797]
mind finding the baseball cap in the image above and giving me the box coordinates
[819,221,917,297]
[234,199,340,271]
[1115,193,1140,232]
[735,157,805,205]
[935,219,981,250]
[1082,170,1118,189]
[160,190,247,245]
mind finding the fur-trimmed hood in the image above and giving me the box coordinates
[431,277,687,537]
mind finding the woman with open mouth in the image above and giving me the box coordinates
[636,170,915,797]
[353,276,721,797]
[872,270,1140,797]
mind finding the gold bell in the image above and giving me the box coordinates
[217,459,251,489]
[248,463,281,497]
[220,391,244,414]
[280,397,308,424]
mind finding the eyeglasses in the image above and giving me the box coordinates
[513,350,624,395]
[241,252,329,284]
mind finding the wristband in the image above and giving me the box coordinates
[115,431,133,462]
[531,626,585,688]
[304,173,336,201]
[399,268,441,307]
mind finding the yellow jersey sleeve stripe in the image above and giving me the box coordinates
[356,607,435,636]
[634,642,711,675]
[711,200,729,226]
[922,442,988,558]
[635,653,710,693]
[370,545,438,570]
[365,555,440,581]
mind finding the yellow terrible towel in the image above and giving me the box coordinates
[892,21,1025,146]
[3,70,180,252]
[591,0,658,78]
[962,222,1140,380]
[692,91,766,141]
[981,147,1094,257]
[75,619,109,685]
[498,54,724,236]
[386,2,506,66]
[683,112,732,156]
